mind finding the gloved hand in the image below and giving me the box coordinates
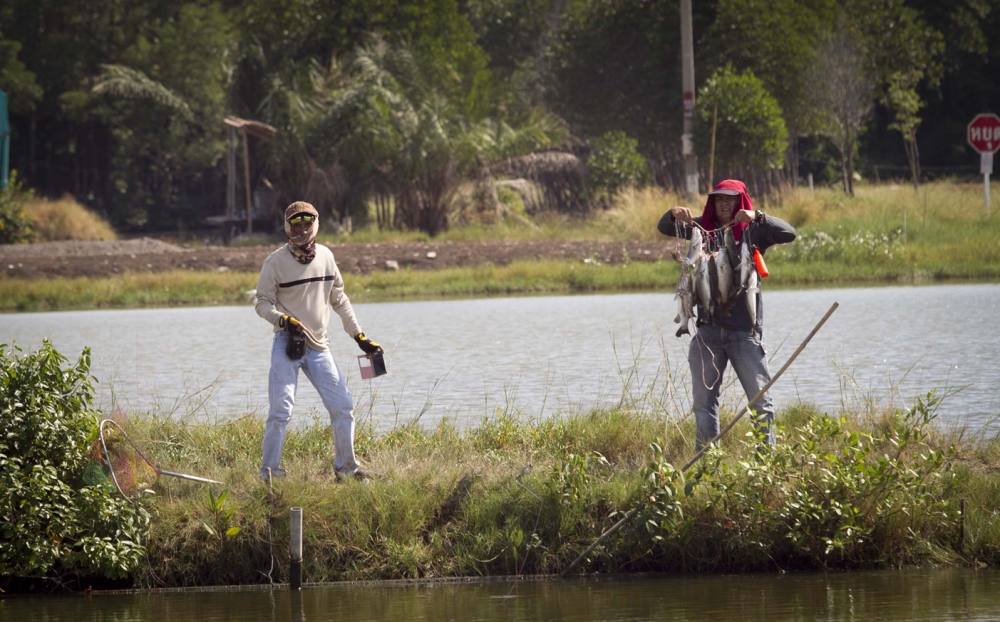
[354,332,382,354]
[281,315,306,360]
[279,314,303,331]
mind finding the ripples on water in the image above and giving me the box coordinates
[2,284,998,431]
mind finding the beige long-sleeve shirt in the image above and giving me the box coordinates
[254,244,362,351]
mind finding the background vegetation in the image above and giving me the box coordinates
[1,179,997,312]
[1,1,996,238]
[23,195,117,242]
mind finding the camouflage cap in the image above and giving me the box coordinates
[284,201,319,221]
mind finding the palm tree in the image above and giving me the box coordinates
[296,38,565,235]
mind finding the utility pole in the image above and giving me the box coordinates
[680,0,699,196]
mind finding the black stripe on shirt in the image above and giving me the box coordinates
[278,275,336,288]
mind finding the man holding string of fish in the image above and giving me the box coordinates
[657,179,796,449]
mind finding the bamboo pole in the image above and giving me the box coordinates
[560,302,840,577]
[242,130,253,234]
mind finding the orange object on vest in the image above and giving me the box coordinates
[753,247,769,278]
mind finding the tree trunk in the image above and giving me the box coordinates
[845,136,855,196]
[904,131,920,189]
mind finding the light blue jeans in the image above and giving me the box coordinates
[689,325,775,449]
[260,330,360,478]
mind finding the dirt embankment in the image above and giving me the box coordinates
[0,238,679,279]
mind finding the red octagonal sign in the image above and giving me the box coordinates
[968,113,1000,153]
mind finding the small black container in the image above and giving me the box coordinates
[358,351,388,378]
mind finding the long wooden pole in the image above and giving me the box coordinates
[560,302,840,577]
[707,103,718,188]
[242,130,253,234]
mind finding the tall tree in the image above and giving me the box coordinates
[546,0,717,186]
[705,0,836,182]
[848,0,943,187]
[87,3,236,227]
[807,19,874,195]
[694,65,787,186]
[295,38,563,234]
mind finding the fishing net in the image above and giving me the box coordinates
[98,418,159,498]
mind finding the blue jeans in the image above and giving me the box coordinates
[688,325,775,449]
[261,330,360,478]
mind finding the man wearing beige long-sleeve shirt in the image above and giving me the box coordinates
[255,201,383,481]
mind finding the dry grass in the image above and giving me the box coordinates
[25,195,117,241]
[598,186,689,241]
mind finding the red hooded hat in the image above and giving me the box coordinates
[699,179,753,241]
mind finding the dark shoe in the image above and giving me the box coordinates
[260,467,287,481]
[335,468,370,483]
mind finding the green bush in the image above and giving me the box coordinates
[695,65,788,174]
[636,394,958,571]
[587,131,650,207]
[0,175,33,244]
[0,342,150,585]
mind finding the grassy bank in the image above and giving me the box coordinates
[5,342,1000,591]
[1,180,998,312]
[113,392,1000,588]
[2,255,997,313]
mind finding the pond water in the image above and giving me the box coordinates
[4,569,1000,621]
[2,283,998,432]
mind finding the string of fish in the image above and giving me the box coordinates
[671,220,761,390]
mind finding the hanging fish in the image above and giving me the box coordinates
[711,234,734,314]
[736,236,754,297]
[693,247,713,322]
[674,269,695,336]
[673,227,702,336]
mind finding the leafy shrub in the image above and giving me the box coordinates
[587,131,650,207]
[637,394,957,571]
[695,65,787,174]
[0,175,33,244]
[25,195,117,241]
[0,342,150,585]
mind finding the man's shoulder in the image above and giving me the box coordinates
[264,244,290,262]
[315,244,338,263]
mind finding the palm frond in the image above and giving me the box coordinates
[91,64,193,121]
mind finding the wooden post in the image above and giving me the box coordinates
[290,507,303,590]
[226,127,237,220]
[242,130,253,235]
[707,103,718,189]
[679,0,698,197]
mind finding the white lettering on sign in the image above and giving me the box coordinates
[968,114,1000,153]
[972,127,1000,142]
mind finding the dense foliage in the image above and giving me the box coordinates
[0,175,32,244]
[695,66,788,177]
[0,342,150,587]
[0,1,996,233]
[636,396,958,571]
[587,131,650,206]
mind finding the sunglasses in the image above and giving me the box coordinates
[288,214,316,225]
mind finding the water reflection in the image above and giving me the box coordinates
[4,570,1000,621]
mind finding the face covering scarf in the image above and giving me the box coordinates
[285,218,318,264]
